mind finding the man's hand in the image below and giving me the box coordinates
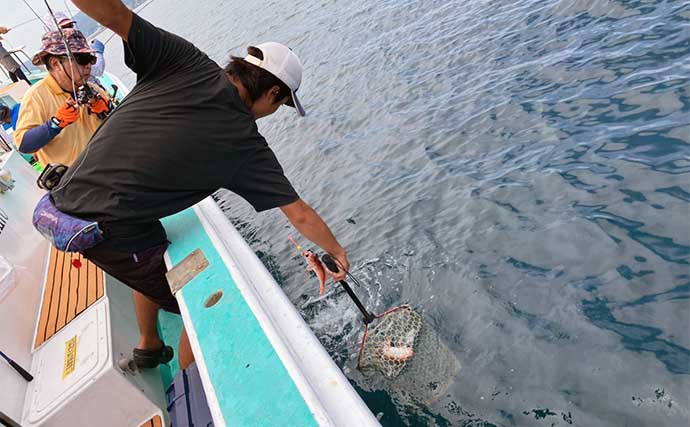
[0,27,9,35]
[325,251,349,282]
[54,99,80,128]
[91,39,105,54]
[87,95,111,116]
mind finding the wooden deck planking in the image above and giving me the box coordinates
[34,247,105,349]
[44,249,64,339]
[34,247,57,347]
[55,250,71,333]
[86,257,97,306]
[66,253,79,323]
[96,258,104,299]
[138,415,162,427]
[76,254,88,314]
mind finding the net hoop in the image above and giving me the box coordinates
[356,304,423,378]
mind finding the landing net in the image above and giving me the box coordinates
[358,305,422,378]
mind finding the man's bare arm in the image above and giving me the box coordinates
[71,0,133,41]
[281,199,350,281]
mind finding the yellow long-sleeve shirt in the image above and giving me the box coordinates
[14,73,108,166]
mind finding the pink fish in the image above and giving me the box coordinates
[288,235,328,295]
[382,338,414,362]
[303,250,327,295]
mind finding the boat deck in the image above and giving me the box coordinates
[139,415,162,427]
[34,247,104,348]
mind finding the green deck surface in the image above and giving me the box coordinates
[161,208,318,426]
[157,310,183,388]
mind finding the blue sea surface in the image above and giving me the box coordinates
[103,0,690,425]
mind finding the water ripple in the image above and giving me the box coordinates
[117,0,690,424]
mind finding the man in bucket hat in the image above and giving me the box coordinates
[46,0,349,371]
[14,28,112,166]
[43,11,77,31]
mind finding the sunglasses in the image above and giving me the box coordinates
[61,53,97,66]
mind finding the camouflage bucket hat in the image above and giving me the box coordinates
[31,28,95,66]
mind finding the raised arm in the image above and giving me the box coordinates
[71,0,133,41]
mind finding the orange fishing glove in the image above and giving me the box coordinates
[87,96,111,116]
[54,100,80,128]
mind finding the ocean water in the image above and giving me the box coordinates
[102,0,689,425]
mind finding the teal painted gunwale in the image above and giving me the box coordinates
[162,207,318,427]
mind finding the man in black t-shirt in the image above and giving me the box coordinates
[61,0,350,370]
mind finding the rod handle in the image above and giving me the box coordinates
[321,254,374,324]
[0,351,33,382]
[8,359,33,382]
[320,253,340,274]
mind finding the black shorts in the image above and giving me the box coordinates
[81,242,180,314]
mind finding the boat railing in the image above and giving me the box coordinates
[0,46,36,81]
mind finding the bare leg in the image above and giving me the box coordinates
[178,327,195,369]
[134,290,195,368]
[133,290,163,350]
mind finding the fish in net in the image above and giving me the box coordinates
[321,254,460,394]
[358,305,422,378]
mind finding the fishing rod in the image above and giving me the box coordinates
[0,411,22,427]
[43,0,82,97]
[63,0,77,23]
[102,0,158,44]
[18,0,84,100]
[0,350,33,382]
[42,0,114,118]
[18,0,51,32]
[8,17,41,31]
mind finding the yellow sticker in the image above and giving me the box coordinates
[62,335,78,379]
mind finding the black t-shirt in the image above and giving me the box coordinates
[52,14,299,252]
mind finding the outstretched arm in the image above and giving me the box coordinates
[71,0,133,41]
[281,199,350,281]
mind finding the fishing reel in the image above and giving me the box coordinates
[75,84,114,120]
[37,163,68,190]
[75,84,93,106]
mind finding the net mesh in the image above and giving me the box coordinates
[357,305,461,404]
[358,305,423,378]
[389,318,461,403]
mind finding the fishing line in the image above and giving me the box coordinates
[41,0,93,193]
[19,0,51,31]
[102,0,157,45]
[9,17,41,31]
[63,0,77,22]
[43,0,81,97]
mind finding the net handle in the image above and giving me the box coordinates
[321,254,375,324]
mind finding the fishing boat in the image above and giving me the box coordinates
[0,55,381,426]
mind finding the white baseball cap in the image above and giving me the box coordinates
[244,42,305,116]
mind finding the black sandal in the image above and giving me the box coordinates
[133,343,174,369]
